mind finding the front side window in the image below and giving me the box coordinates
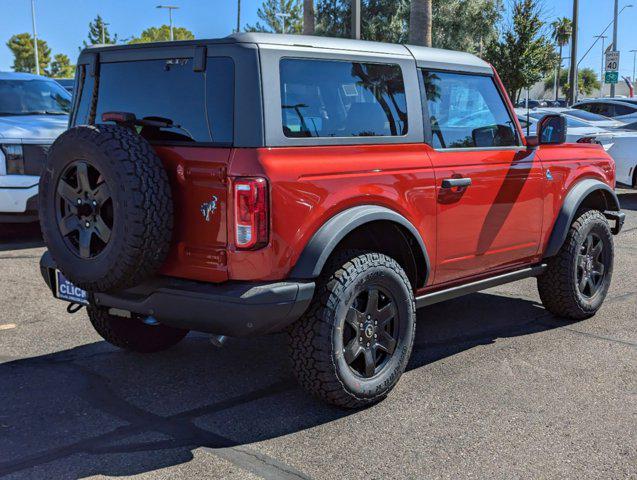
[422,70,519,149]
[77,57,234,144]
[0,79,71,116]
[280,58,408,138]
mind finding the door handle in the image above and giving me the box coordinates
[441,178,472,188]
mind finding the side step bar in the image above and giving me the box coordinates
[415,264,547,308]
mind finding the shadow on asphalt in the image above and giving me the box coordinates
[0,222,44,251]
[0,287,564,478]
[618,191,636,212]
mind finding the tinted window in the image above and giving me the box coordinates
[77,57,233,143]
[574,103,594,113]
[612,103,636,116]
[280,59,408,138]
[0,79,71,115]
[422,71,518,148]
[528,112,588,128]
[566,109,613,122]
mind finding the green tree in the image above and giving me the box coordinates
[315,0,502,52]
[484,0,557,102]
[550,16,572,101]
[6,33,51,74]
[544,67,601,99]
[432,0,502,54]
[129,25,195,43]
[50,53,75,78]
[83,14,117,47]
[246,0,303,33]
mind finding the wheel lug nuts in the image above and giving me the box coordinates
[374,334,377,338]
[77,199,82,205]
[92,200,97,207]
[359,337,363,342]
[366,342,370,347]
[367,315,371,320]
[85,221,90,227]
[374,321,377,325]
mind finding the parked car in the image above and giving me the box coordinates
[538,107,624,128]
[0,72,71,222]
[515,99,548,109]
[517,109,637,187]
[573,98,637,123]
[54,78,75,94]
[38,33,624,408]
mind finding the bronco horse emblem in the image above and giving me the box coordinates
[200,196,219,222]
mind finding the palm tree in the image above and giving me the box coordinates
[551,17,572,101]
[409,0,432,47]
[303,0,315,34]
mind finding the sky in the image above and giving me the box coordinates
[1,0,637,79]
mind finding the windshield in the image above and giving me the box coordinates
[0,79,72,115]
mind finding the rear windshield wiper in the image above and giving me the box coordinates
[101,111,195,141]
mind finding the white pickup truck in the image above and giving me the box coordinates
[0,72,70,222]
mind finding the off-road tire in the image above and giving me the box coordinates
[87,306,188,353]
[39,124,172,292]
[288,251,416,408]
[538,209,614,320]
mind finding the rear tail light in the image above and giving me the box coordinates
[234,177,268,249]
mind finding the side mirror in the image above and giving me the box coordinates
[537,114,567,145]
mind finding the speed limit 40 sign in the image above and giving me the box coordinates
[605,51,620,72]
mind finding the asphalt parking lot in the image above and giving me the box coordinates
[0,191,635,480]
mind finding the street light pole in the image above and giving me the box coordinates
[236,0,241,33]
[631,49,637,87]
[611,0,619,97]
[275,13,290,34]
[594,35,607,96]
[568,0,579,105]
[30,0,39,75]
[101,22,110,44]
[156,5,179,41]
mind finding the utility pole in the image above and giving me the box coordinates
[351,0,361,40]
[594,35,607,96]
[236,0,241,33]
[568,0,579,105]
[631,49,637,88]
[611,0,619,97]
[30,0,39,75]
[156,5,179,41]
[275,12,290,34]
[101,21,110,44]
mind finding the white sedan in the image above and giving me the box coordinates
[516,109,637,188]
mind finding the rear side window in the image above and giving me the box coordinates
[76,57,234,144]
[613,104,636,116]
[422,70,519,149]
[279,58,408,138]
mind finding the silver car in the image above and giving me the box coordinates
[0,72,71,222]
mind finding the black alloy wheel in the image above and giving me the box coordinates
[576,232,606,298]
[342,286,399,378]
[55,160,113,259]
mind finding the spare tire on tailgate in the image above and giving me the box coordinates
[39,124,173,292]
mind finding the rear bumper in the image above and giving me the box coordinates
[40,252,315,337]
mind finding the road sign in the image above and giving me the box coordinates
[605,71,619,84]
[605,51,620,72]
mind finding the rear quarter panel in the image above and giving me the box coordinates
[227,145,437,282]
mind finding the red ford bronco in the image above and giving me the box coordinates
[39,33,625,408]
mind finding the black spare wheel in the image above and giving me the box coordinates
[39,125,173,292]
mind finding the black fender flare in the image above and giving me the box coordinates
[544,178,621,258]
[290,205,431,284]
